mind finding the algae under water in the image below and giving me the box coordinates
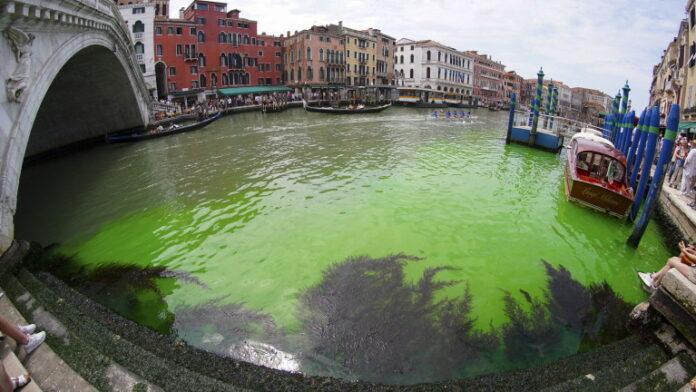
[16,107,670,383]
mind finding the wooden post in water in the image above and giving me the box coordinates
[629,108,651,190]
[628,104,680,247]
[628,106,660,222]
[529,68,544,147]
[506,93,516,144]
[626,108,647,179]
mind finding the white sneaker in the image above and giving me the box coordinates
[18,324,35,335]
[24,332,45,354]
[638,272,657,292]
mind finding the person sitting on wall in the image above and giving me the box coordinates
[639,241,696,290]
[0,311,46,391]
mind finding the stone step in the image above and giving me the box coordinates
[541,343,670,392]
[618,353,696,392]
[0,281,95,392]
[9,268,244,392]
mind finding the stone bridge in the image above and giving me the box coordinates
[0,0,152,252]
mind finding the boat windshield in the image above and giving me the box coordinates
[576,151,626,188]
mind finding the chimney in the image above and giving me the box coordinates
[179,7,184,19]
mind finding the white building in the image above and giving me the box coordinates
[394,38,474,100]
[118,3,157,98]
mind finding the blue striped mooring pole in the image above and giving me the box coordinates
[628,106,660,222]
[622,110,636,155]
[506,93,516,144]
[611,92,622,144]
[626,108,647,179]
[529,67,545,146]
[628,104,680,247]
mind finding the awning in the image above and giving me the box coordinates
[217,86,291,96]
[678,121,696,131]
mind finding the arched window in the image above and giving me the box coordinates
[220,54,227,66]
[307,47,312,60]
[244,73,250,84]
[197,31,205,42]
[426,67,430,78]
[198,53,206,67]
[298,68,302,80]
[400,55,404,64]
[426,51,431,61]
[319,49,324,61]
[222,73,229,85]
[410,54,414,63]
[438,51,441,61]
[243,35,250,44]
[211,73,217,88]
[232,34,237,45]
[218,33,226,43]
[307,66,313,80]
[232,72,239,85]
[133,21,144,33]
[409,69,413,78]
[290,69,294,81]
[200,74,207,88]
[319,67,325,81]
[134,42,144,54]
[283,70,288,82]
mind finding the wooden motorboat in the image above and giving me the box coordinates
[105,112,222,143]
[564,133,634,218]
[303,100,391,114]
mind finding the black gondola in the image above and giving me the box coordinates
[105,112,222,143]
[303,100,391,114]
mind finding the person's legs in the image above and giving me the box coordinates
[0,363,11,392]
[0,316,27,345]
[653,257,689,286]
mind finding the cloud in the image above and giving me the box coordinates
[168,0,685,109]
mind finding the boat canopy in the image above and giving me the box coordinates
[217,86,292,96]
[573,137,626,165]
[570,132,614,149]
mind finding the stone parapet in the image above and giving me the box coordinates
[659,186,696,243]
[651,270,696,349]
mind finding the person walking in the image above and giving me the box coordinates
[670,138,690,188]
[682,141,696,197]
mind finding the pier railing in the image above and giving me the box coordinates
[512,110,603,141]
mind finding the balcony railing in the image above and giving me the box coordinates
[133,32,144,40]
[135,53,144,63]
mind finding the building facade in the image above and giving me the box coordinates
[118,2,158,98]
[466,51,505,107]
[153,1,283,103]
[394,38,474,101]
[282,25,346,94]
[570,87,612,125]
[503,71,523,108]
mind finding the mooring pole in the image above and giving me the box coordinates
[628,104,680,247]
[603,113,613,140]
[544,80,554,129]
[626,108,647,178]
[628,106,660,222]
[610,93,621,143]
[506,93,516,144]
[529,67,545,147]
[629,108,651,190]
[622,110,636,155]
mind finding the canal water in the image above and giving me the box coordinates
[16,107,670,383]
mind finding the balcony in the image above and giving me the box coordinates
[135,54,144,63]
[133,32,144,40]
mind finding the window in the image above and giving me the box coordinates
[167,27,174,35]
[134,42,144,54]
[409,69,413,78]
[140,64,146,73]
[176,27,182,35]
[190,27,196,35]
[691,7,696,28]
[168,82,176,91]
[190,66,197,74]
[176,45,182,55]
[427,51,431,61]
[198,31,205,42]
[219,33,227,43]
[410,54,414,63]
[307,66,313,80]
[196,3,209,10]
[426,67,430,78]
[307,47,312,60]
[192,81,199,88]
[156,45,163,56]
[400,55,403,64]
[320,67,325,81]
[196,17,206,25]
[132,21,144,33]
[220,54,227,66]
[132,7,145,14]
[169,67,176,76]
[155,26,162,35]
[198,54,206,67]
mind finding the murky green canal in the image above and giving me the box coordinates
[16,107,670,383]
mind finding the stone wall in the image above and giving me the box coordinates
[658,189,696,244]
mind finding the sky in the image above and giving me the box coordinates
[169,0,686,109]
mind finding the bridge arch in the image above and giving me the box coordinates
[0,30,150,251]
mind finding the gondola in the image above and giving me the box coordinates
[303,100,391,114]
[105,111,222,143]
